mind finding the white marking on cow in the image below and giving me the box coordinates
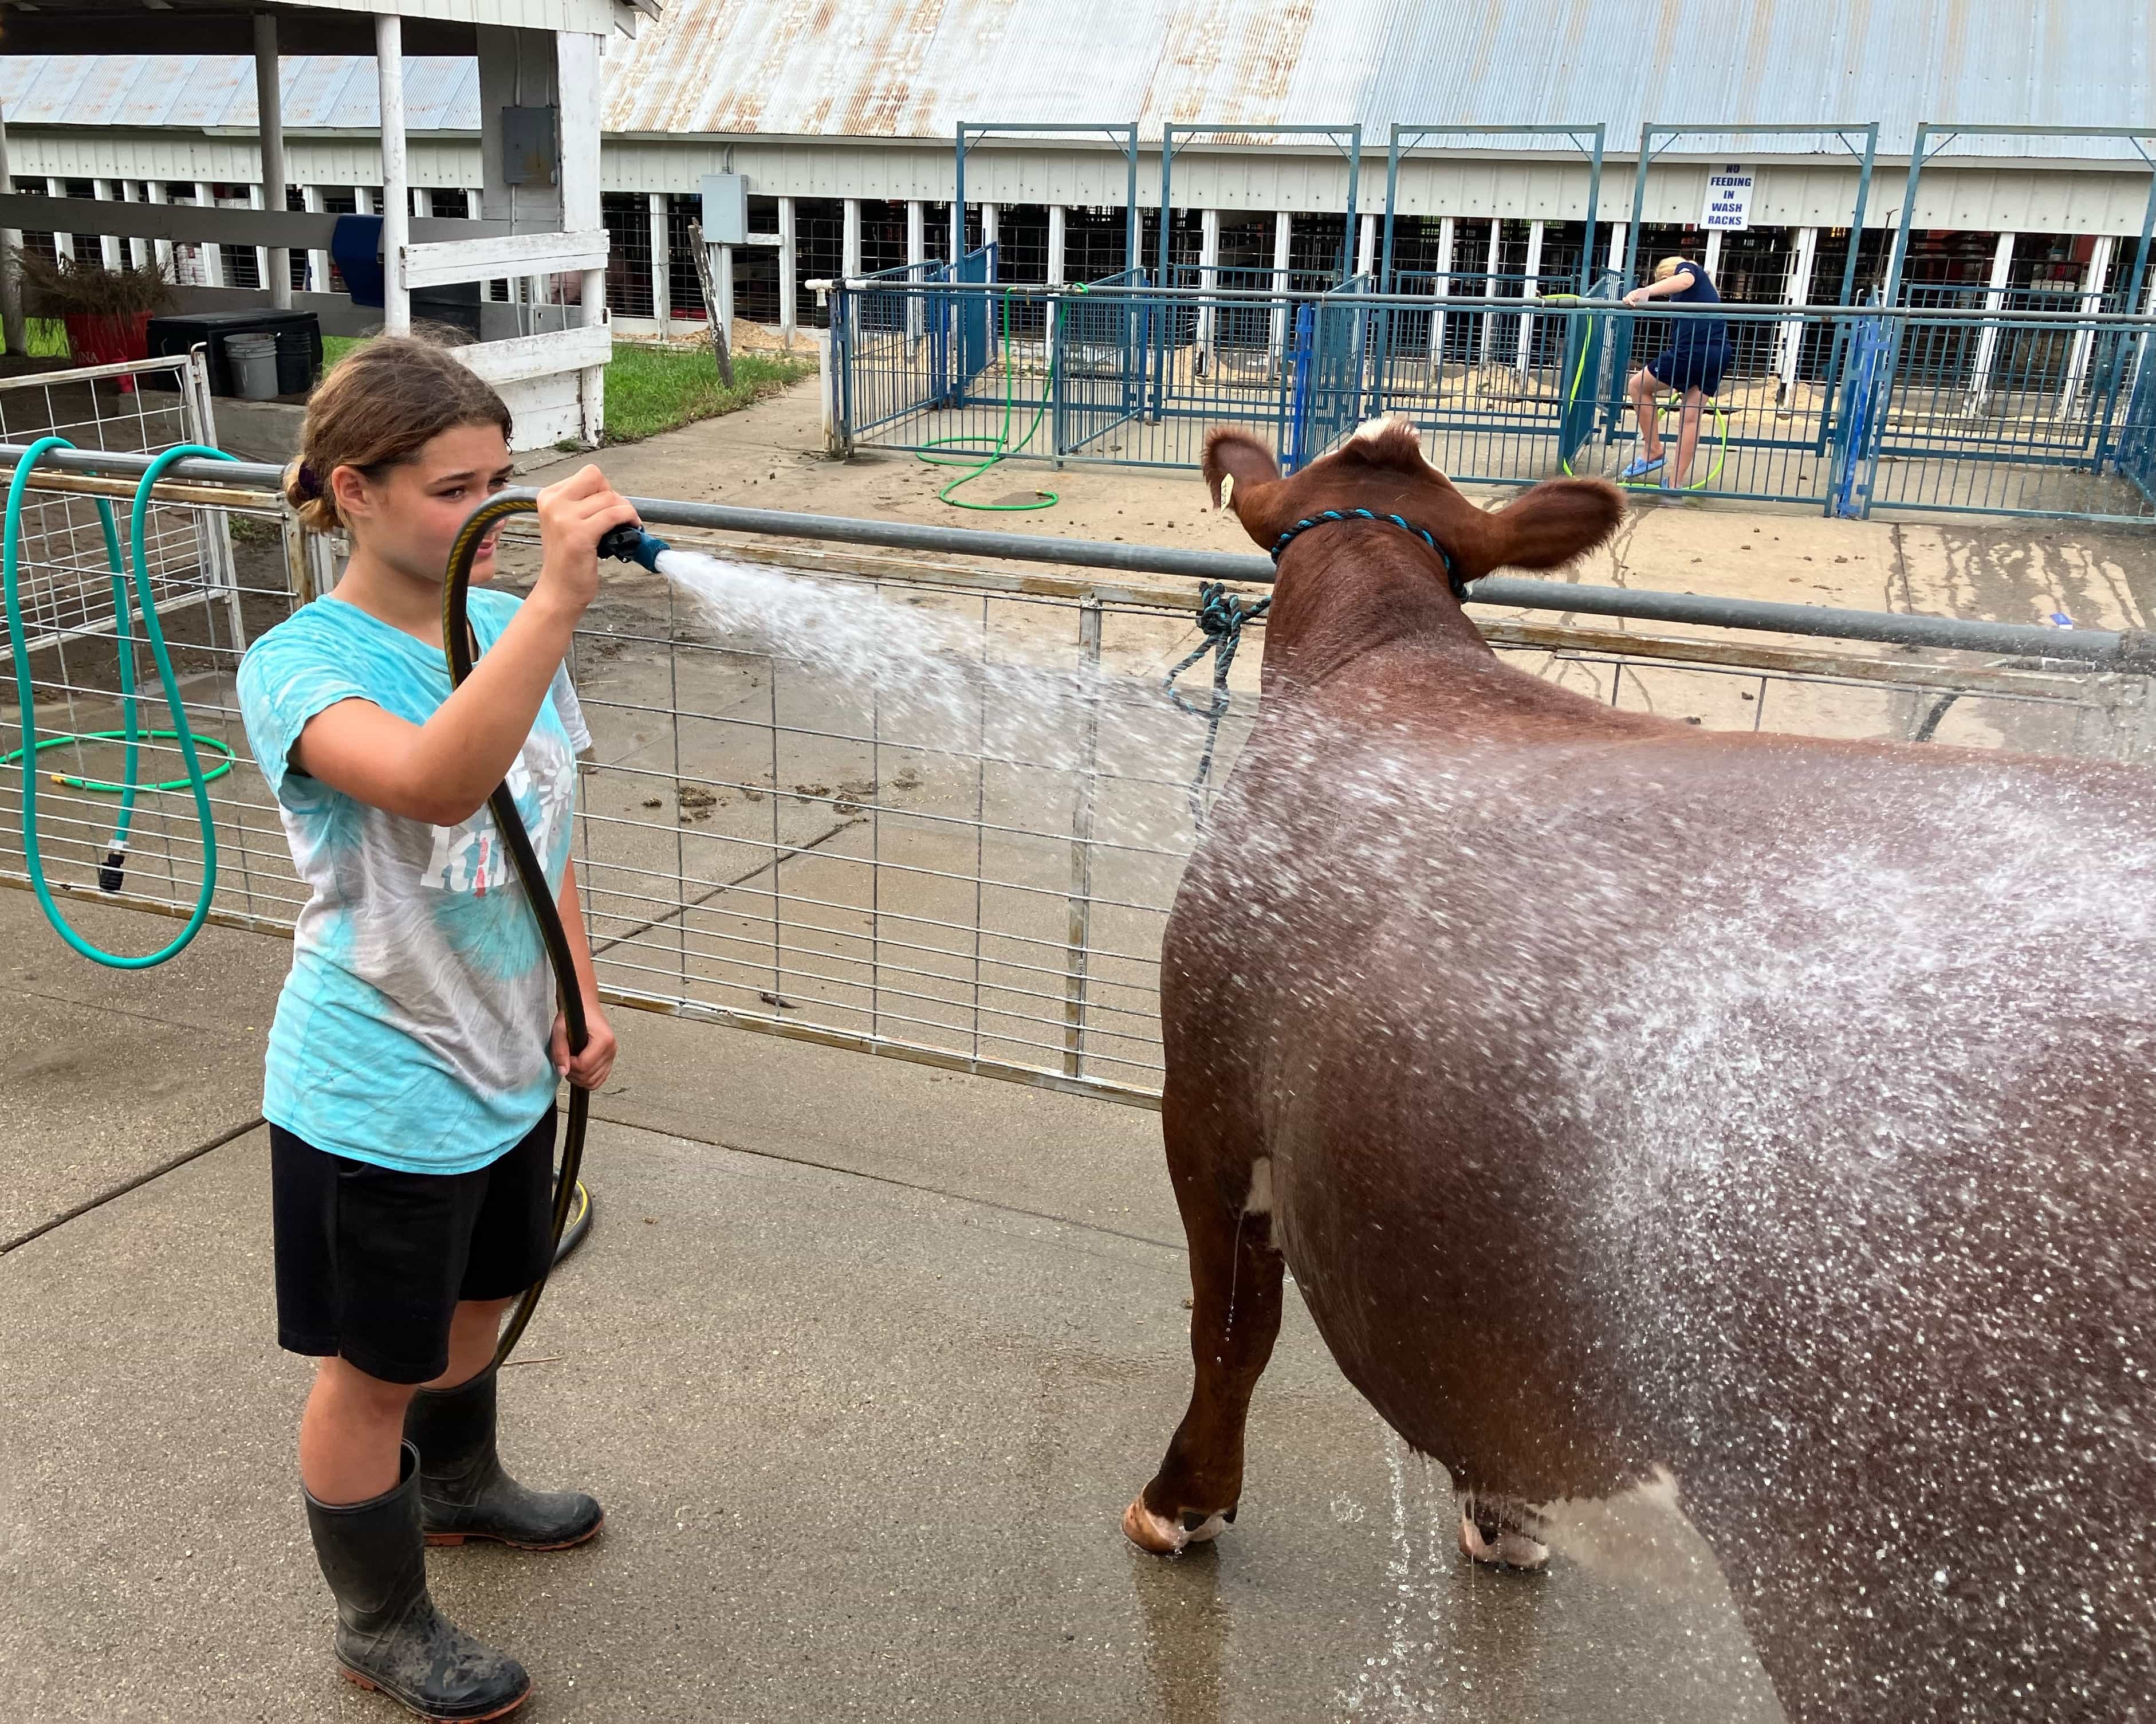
[1349,411,1417,446]
[1242,1158,1274,1215]
[1529,1466,1709,1590]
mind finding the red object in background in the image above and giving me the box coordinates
[61,312,152,392]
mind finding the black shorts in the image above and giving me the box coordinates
[270,1107,557,1384]
[1649,341,1730,396]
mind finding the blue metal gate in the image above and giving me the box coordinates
[1053,269,1147,455]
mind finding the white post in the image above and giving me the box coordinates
[1478,217,1500,367]
[1428,214,1455,368]
[648,191,670,324]
[1702,228,1723,281]
[2060,233,2114,419]
[1516,218,1545,374]
[716,242,734,336]
[1776,225,1820,405]
[1356,211,1376,280]
[1958,230,2016,415]
[191,183,225,287]
[1046,204,1066,286]
[556,29,606,442]
[950,198,963,268]
[355,184,372,215]
[298,186,328,294]
[146,181,174,276]
[982,201,999,250]
[1269,210,1291,370]
[0,101,23,357]
[906,197,924,341]
[1197,206,1219,367]
[249,182,272,296]
[412,186,428,220]
[376,15,410,335]
[254,11,291,309]
[777,194,797,347]
[120,180,149,270]
[94,183,124,268]
[1607,222,1627,278]
[49,178,77,272]
[841,197,861,281]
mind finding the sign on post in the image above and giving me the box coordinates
[1702,165,1754,231]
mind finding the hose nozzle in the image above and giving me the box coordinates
[595,521,671,573]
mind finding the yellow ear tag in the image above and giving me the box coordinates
[1218,472,1236,513]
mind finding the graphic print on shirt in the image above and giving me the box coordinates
[420,744,576,896]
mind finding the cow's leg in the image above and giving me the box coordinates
[1124,1153,1284,1556]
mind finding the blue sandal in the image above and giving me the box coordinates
[1619,455,1665,480]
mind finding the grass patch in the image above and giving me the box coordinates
[313,335,809,443]
[599,343,813,443]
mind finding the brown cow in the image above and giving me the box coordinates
[1124,417,2156,1722]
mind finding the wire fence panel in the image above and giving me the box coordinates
[7,472,2153,1107]
[835,282,2156,523]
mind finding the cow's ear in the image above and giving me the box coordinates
[1205,428,1278,512]
[1480,478,1624,572]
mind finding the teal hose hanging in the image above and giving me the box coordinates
[3,438,235,967]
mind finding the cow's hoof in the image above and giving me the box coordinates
[1459,1513,1549,1570]
[1123,1498,1232,1555]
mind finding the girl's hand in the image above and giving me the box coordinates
[1623,286,1650,307]
[533,466,640,620]
[551,1002,618,1090]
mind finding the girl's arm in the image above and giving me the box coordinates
[548,854,617,1089]
[1623,268,1698,307]
[293,467,638,825]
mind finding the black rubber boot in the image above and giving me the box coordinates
[404,1365,604,1550]
[304,1443,532,1722]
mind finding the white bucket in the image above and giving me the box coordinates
[226,334,281,400]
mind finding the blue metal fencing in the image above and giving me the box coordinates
[831,278,2156,524]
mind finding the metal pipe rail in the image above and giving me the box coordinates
[1,443,2141,669]
[811,278,2156,327]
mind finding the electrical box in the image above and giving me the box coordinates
[701,173,748,245]
[502,107,559,188]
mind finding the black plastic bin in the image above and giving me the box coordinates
[143,309,323,397]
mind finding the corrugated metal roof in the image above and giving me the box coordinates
[2,1,2151,158]
[0,54,481,133]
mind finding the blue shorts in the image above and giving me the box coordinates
[1649,342,1729,397]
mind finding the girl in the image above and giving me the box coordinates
[237,337,635,1721]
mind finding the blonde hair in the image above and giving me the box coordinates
[1653,256,1687,282]
[284,336,512,533]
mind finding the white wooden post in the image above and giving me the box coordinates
[777,194,797,347]
[1961,231,2016,414]
[906,197,924,341]
[0,100,22,357]
[254,11,291,309]
[556,28,607,442]
[249,182,272,296]
[1478,217,1500,366]
[1607,222,1627,277]
[49,178,77,271]
[145,181,174,276]
[1269,210,1291,370]
[191,183,225,286]
[1197,206,1219,367]
[94,183,124,268]
[1776,226,1820,406]
[648,191,670,324]
[1046,204,1066,286]
[119,181,149,270]
[841,197,861,281]
[297,186,327,293]
[1516,218,1545,374]
[950,198,963,269]
[1703,229,1724,282]
[2060,233,2114,419]
[715,241,734,335]
[1428,214,1455,369]
[1356,211,1376,280]
[376,14,410,335]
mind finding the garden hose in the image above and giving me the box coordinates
[916,287,1074,511]
[1544,293,1727,488]
[444,491,631,1362]
[3,439,233,965]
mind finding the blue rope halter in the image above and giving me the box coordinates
[1269,508,1466,600]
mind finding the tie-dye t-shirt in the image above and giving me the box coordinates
[237,587,589,1174]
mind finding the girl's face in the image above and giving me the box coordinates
[332,422,514,586]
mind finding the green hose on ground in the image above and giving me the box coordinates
[3,439,235,967]
[917,288,1069,511]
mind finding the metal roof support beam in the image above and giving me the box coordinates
[955,122,1139,280]
[1160,123,1362,288]
[254,11,292,311]
[1627,121,1877,303]
[1381,124,1604,296]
